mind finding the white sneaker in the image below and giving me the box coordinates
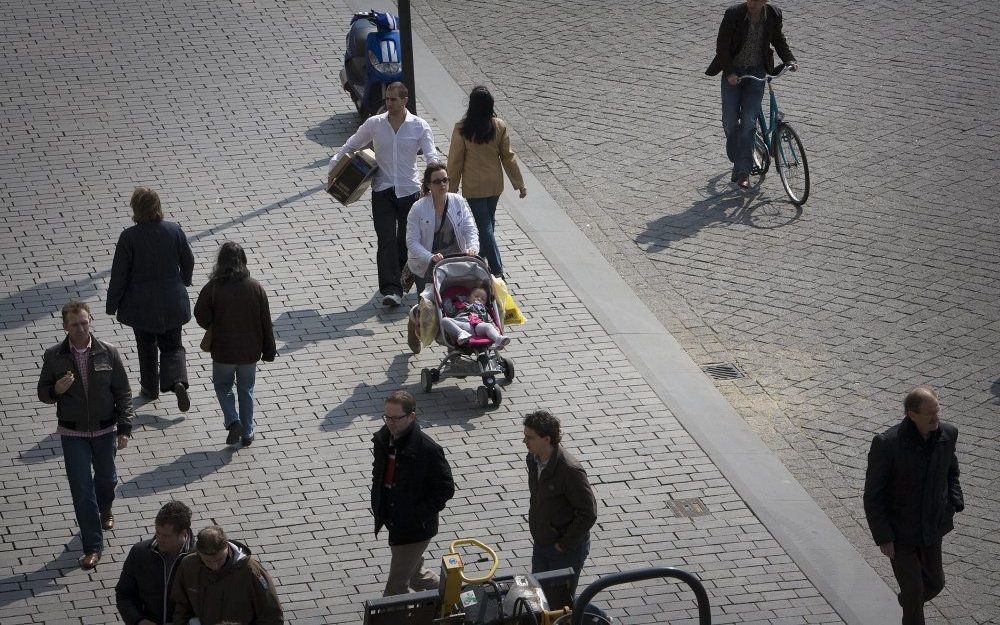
[497,336,511,350]
[382,293,402,307]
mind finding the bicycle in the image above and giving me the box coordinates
[741,64,810,205]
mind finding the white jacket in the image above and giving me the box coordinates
[406,193,480,277]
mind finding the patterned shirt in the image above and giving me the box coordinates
[734,7,768,69]
[57,337,117,439]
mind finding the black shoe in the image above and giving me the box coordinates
[140,387,158,401]
[731,171,738,183]
[226,422,244,445]
[737,173,750,189]
[382,293,402,307]
[173,383,190,412]
[241,434,255,447]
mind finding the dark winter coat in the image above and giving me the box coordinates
[171,541,283,625]
[115,535,193,625]
[194,277,276,364]
[526,446,598,550]
[706,3,796,77]
[107,220,195,334]
[863,418,964,547]
[37,335,133,435]
[371,422,455,545]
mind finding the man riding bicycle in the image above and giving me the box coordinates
[706,0,798,189]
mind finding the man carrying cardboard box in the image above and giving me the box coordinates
[329,82,442,307]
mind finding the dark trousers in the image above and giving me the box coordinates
[721,66,765,175]
[532,538,590,598]
[62,433,118,554]
[372,188,419,296]
[467,196,502,277]
[892,541,945,625]
[134,326,187,393]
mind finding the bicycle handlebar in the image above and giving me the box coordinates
[736,63,796,82]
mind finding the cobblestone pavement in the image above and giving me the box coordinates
[407,0,1000,623]
[0,1,849,623]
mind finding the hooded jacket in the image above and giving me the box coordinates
[864,418,964,546]
[371,421,455,545]
[171,541,283,625]
[116,534,194,625]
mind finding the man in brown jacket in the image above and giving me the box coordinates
[171,526,283,624]
[523,411,597,596]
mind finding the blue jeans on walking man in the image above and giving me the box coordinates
[721,66,766,177]
[531,539,591,597]
[213,362,257,438]
[466,196,503,277]
[62,432,118,554]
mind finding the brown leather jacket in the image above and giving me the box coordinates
[706,3,796,77]
[194,277,276,364]
[526,446,597,549]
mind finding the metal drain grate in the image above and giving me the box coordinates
[701,362,747,380]
[667,498,709,518]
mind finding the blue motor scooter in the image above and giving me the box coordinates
[340,10,404,118]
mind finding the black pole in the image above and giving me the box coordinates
[398,0,416,114]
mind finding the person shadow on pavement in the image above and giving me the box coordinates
[0,543,80,608]
[16,412,183,465]
[301,112,363,171]
[273,295,385,356]
[635,172,802,254]
[120,448,235,498]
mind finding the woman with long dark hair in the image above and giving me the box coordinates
[447,86,526,278]
[194,242,276,447]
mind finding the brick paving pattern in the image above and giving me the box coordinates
[1,1,844,623]
[407,0,1000,623]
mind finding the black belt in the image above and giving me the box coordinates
[58,418,115,431]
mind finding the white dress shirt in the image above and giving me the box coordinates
[329,111,442,198]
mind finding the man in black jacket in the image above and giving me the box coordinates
[523,411,597,596]
[706,1,797,189]
[371,390,455,596]
[116,501,193,625]
[864,386,964,625]
[37,301,134,569]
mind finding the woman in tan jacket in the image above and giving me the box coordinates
[447,86,526,278]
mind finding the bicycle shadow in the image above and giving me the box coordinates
[0,543,80,608]
[635,172,802,254]
[991,378,1000,405]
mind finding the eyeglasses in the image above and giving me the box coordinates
[383,413,411,422]
[430,177,450,185]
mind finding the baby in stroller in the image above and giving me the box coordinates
[441,287,511,349]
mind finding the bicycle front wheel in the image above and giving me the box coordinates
[773,123,810,205]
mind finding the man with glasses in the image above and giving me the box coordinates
[329,81,442,307]
[371,390,455,595]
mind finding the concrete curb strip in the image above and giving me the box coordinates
[348,1,898,622]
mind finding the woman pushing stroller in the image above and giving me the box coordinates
[405,163,480,353]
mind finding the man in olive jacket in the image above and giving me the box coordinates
[371,390,455,596]
[864,386,964,625]
[706,0,797,189]
[171,525,283,624]
[523,411,597,596]
[37,301,133,569]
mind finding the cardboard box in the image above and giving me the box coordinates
[326,148,379,205]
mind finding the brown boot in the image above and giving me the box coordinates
[100,509,114,530]
[79,551,101,570]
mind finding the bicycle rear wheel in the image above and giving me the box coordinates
[773,123,809,205]
[752,128,770,176]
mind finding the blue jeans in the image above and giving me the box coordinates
[212,362,257,437]
[532,538,590,597]
[721,66,765,176]
[467,196,503,277]
[62,433,118,554]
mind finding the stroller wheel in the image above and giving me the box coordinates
[500,357,515,386]
[421,368,433,393]
[430,368,441,382]
[476,386,489,408]
[489,385,502,407]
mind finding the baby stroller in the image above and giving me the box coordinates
[418,255,515,407]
